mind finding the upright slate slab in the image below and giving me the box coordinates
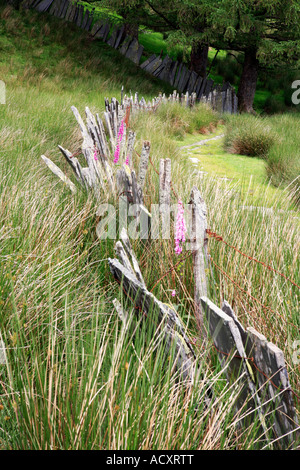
[76,4,84,27]
[173,62,183,89]
[68,3,77,23]
[94,22,110,41]
[221,91,226,113]
[214,85,223,112]
[119,35,132,56]
[80,8,90,29]
[228,92,234,114]
[153,63,165,77]
[156,55,173,82]
[201,296,300,450]
[187,71,198,94]
[54,0,63,16]
[23,0,36,8]
[49,0,59,15]
[143,56,163,74]
[195,75,203,97]
[35,0,55,12]
[55,0,64,17]
[106,26,119,48]
[201,297,252,384]
[32,0,43,8]
[178,67,191,93]
[197,77,207,100]
[85,8,94,31]
[177,65,188,92]
[91,21,104,36]
[140,54,157,70]
[57,0,67,17]
[244,328,300,449]
[226,86,237,114]
[73,4,79,24]
[64,0,73,20]
[168,61,178,87]
[125,38,144,65]
[135,44,144,65]
[114,25,125,49]
[204,78,214,97]
[60,0,70,18]
[203,80,211,99]
[233,94,238,114]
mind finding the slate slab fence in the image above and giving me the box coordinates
[23,0,238,114]
[201,297,299,449]
[108,233,300,449]
[32,89,300,448]
[108,190,299,450]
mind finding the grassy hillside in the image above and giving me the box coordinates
[0,3,172,171]
[0,5,299,450]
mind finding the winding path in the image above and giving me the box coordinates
[179,134,225,150]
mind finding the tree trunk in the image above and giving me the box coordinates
[237,48,259,113]
[190,42,209,78]
[124,22,139,40]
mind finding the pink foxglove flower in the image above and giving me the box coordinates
[174,199,187,255]
[93,147,98,161]
[171,290,176,297]
[114,119,125,164]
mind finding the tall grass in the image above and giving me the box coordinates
[223,113,300,204]
[265,115,300,205]
[224,114,276,157]
[154,102,221,139]
[0,5,299,450]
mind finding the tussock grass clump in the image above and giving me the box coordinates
[265,114,300,205]
[224,114,300,204]
[224,115,276,157]
[154,102,220,139]
[224,113,300,204]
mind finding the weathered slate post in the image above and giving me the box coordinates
[200,296,274,446]
[125,38,144,65]
[57,144,90,190]
[137,141,150,191]
[71,105,106,194]
[244,327,300,449]
[126,130,136,168]
[201,296,300,449]
[41,103,127,198]
[115,148,150,240]
[189,187,208,335]
[41,155,77,194]
[85,106,115,191]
